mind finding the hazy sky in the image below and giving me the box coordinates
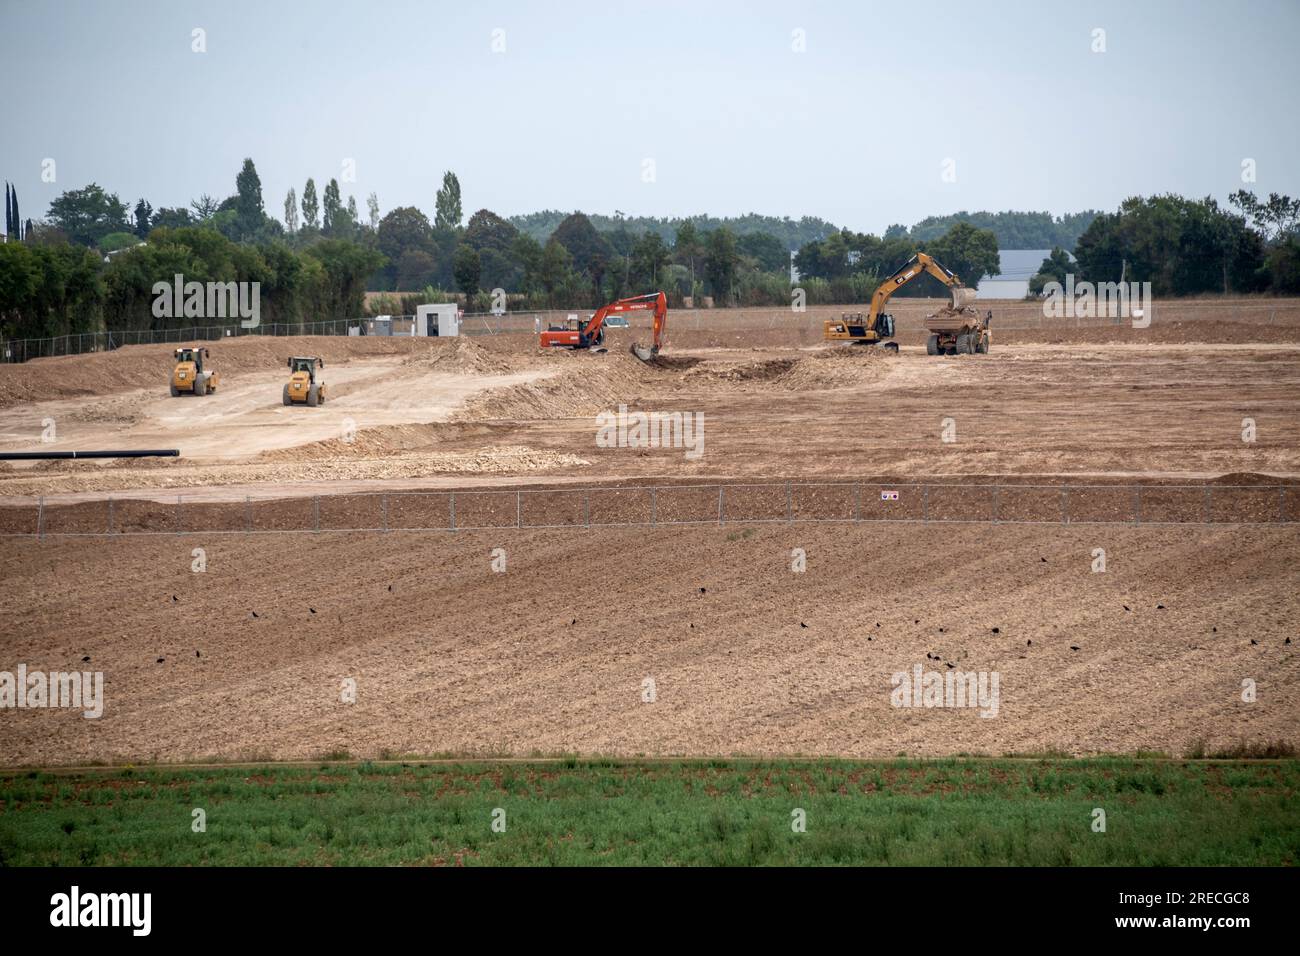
[5,0,1299,234]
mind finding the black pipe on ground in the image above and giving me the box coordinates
[0,449,180,460]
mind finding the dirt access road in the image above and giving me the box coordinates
[0,336,554,463]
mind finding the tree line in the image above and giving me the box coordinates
[1029,192,1300,296]
[3,155,1298,347]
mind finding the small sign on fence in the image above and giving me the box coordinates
[881,490,900,501]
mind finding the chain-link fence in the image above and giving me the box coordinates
[2,482,1296,537]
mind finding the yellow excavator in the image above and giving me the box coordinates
[170,346,218,396]
[283,356,326,406]
[823,252,991,356]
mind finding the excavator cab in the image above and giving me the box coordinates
[826,312,897,350]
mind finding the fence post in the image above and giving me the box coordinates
[1204,485,1212,524]
[1061,487,1069,524]
[1134,486,1141,525]
[584,491,590,528]
[992,485,999,524]
[176,495,183,535]
[786,481,792,523]
[516,491,522,528]
[1279,485,1285,522]
[245,496,252,531]
[450,492,456,531]
[922,485,929,524]
[313,495,320,533]
[1203,486,1210,523]
[718,486,725,526]
[853,483,861,521]
[36,497,44,540]
[382,495,389,532]
[107,496,115,534]
[651,487,657,526]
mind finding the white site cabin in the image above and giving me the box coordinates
[415,303,460,337]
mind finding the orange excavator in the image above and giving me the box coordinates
[540,291,667,362]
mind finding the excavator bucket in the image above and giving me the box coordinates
[631,342,658,362]
[950,287,977,311]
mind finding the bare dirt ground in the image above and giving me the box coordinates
[1,298,1298,764]
[0,524,1295,764]
[2,299,1300,498]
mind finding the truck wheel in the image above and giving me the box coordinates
[307,385,319,407]
[170,384,180,397]
[926,334,939,356]
[955,333,969,354]
[283,385,292,406]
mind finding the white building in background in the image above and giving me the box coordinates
[977,249,1056,299]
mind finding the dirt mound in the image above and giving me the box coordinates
[399,336,516,375]
[456,350,655,421]
[774,349,893,390]
[674,350,892,391]
[681,358,796,385]
[256,422,513,462]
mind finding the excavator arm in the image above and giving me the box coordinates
[823,252,974,346]
[867,253,963,327]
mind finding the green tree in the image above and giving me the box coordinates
[46,183,130,247]
[464,208,519,255]
[302,238,385,320]
[189,194,219,222]
[704,228,739,302]
[151,207,192,230]
[1029,247,1073,295]
[435,171,462,230]
[452,245,481,305]
[539,239,574,306]
[512,233,545,298]
[1074,195,1263,295]
[1230,190,1300,244]
[301,178,320,230]
[132,199,152,238]
[284,188,298,233]
[377,207,434,262]
[234,158,265,239]
[552,212,612,299]
[736,231,787,273]
[322,179,342,235]
[630,232,671,289]
[673,221,703,286]
[925,222,1001,289]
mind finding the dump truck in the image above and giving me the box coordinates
[925,300,992,355]
[540,291,668,362]
[283,356,326,406]
[170,346,217,396]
